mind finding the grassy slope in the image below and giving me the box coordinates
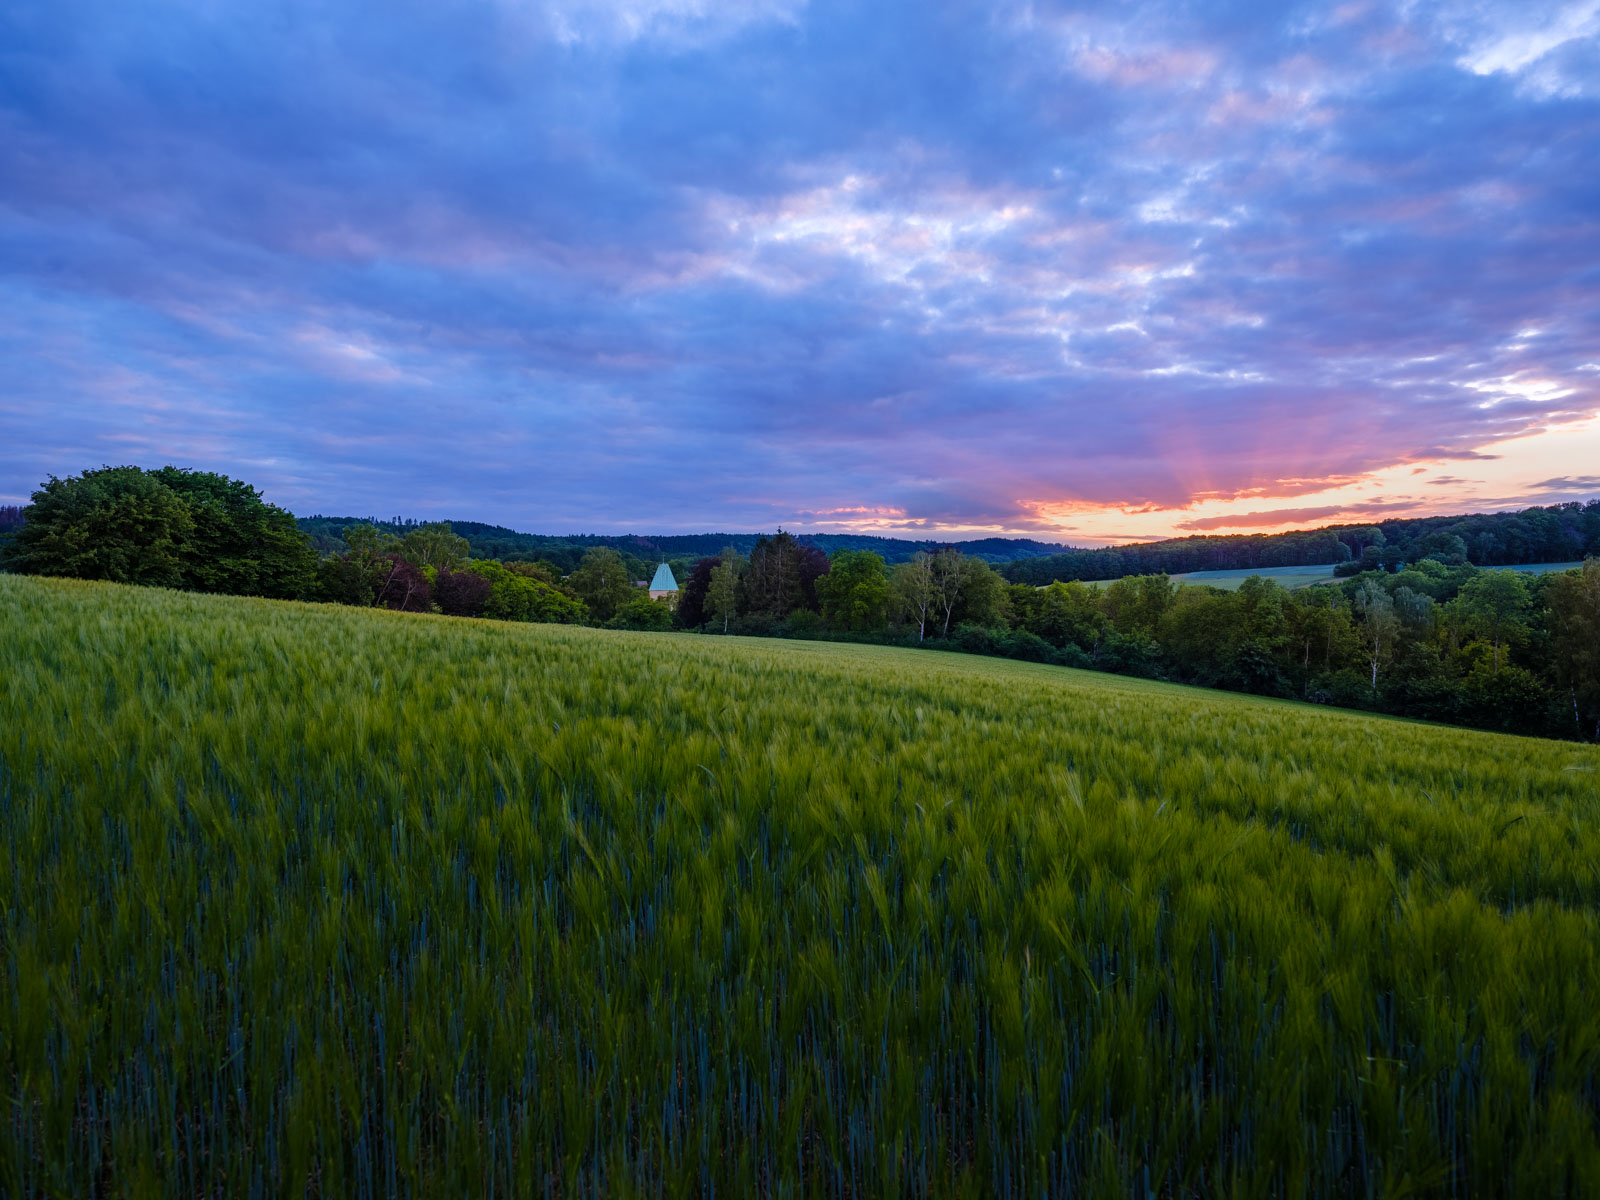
[1172,564,1337,589]
[2,575,1599,1197]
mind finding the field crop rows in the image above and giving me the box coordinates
[2,575,1598,1197]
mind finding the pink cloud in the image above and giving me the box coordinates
[1175,501,1422,531]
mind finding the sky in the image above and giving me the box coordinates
[2,0,1598,545]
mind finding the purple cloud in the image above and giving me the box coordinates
[1,0,1597,530]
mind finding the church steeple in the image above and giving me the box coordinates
[648,562,678,604]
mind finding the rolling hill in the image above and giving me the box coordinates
[3,575,1598,1195]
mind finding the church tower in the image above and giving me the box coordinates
[648,562,679,608]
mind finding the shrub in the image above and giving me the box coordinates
[607,596,675,631]
[951,621,998,655]
[999,628,1053,662]
[466,560,587,624]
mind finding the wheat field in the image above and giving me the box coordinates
[2,574,1598,1197]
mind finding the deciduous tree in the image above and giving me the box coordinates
[150,466,318,598]
[817,550,890,632]
[607,596,675,631]
[710,553,739,633]
[466,560,587,623]
[929,548,964,637]
[374,556,432,612]
[744,530,827,619]
[566,547,634,622]
[1354,579,1399,691]
[397,522,470,572]
[892,552,936,642]
[676,556,721,628]
[1548,559,1600,740]
[1450,569,1530,673]
[1,466,194,586]
[707,553,739,633]
[434,567,493,617]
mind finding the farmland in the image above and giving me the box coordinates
[2,575,1599,1197]
[1080,560,1588,592]
[1168,564,1335,590]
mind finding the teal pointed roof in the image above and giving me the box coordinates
[649,562,678,591]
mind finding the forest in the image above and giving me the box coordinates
[296,501,1600,579]
[295,515,1072,568]
[1002,503,1600,583]
[5,466,1598,741]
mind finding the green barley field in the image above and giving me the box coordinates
[3,575,1599,1198]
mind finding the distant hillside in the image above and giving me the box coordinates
[1002,501,1600,584]
[298,501,1600,581]
[295,516,1073,570]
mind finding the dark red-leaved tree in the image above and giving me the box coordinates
[676,556,721,627]
[375,555,432,612]
[797,543,830,613]
[434,567,492,617]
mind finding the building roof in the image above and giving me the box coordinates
[649,562,678,592]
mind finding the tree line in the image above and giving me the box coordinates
[1002,503,1600,584]
[295,515,1071,569]
[5,466,1597,741]
[668,538,1599,743]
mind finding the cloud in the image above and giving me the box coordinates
[1,0,1597,532]
[1448,0,1600,95]
[539,0,806,46]
[1177,506,1354,531]
[1530,475,1600,491]
[1173,499,1429,532]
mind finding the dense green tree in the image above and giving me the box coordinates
[707,555,738,633]
[744,531,828,619]
[1415,531,1469,565]
[1236,576,1290,650]
[396,522,470,573]
[149,467,318,598]
[1548,560,1600,740]
[466,560,587,624]
[607,596,675,631]
[314,523,396,606]
[1354,579,1399,691]
[566,548,634,622]
[1287,587,1349,686]
[1,467,194,586]
[342,523,397,559]
[3,463,314,599]
[1023,580,1105,651]
[817,550,890,632]
[1159,588,1241,686]
[1393,586,1436,630]
[1456,664,1553,737]
[951,558,1010,629]
[1386,559,1470,602]
[1102,574,1176,637]
[1450,570,1531,673]
[892,553,937,642]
